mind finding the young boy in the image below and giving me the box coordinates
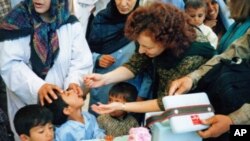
[45,90,105,141]
[97,82,139,137]
[185,0,218,49]
[13,104,54,141]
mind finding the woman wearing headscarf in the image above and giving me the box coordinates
[216,0,250,53]
[87,0,152,117]
[202,0,250,53]
[0,0,93,140]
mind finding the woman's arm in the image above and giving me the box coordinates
[190,31,250,88]
[169,29,250,95]
[84,66,135,88]
[103,66,135,85]
[169,47,236,95]
[229,103,250,124]
[91,99,160,114]
[0,37,46,104]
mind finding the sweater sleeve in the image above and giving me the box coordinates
[229,104,250,124]
[188,29,250,89]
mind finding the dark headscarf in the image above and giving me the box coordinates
[87,0,140,54]
[0,0,78,79]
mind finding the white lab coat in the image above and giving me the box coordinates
[72,0,110,35]
[0,22,93,141]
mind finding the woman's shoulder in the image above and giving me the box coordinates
[226,28,250,49]
[57,21,83,38]
[0,30,31,42]
[59,21,81,30]
[246,28,250,35]
[182,55,208,63]
[1,35,31,47]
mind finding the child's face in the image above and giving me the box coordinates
[186,7,206,26]
[61,90,85,109]
[109,94,127,118]
[22,123,54,141]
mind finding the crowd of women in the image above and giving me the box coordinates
[0,0,250,141]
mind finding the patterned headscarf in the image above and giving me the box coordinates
[0,0,77,79]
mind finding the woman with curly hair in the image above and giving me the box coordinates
[85,2,216,112]
[86,0,152,118]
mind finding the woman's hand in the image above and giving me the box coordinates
[98,55,115,68]
[91,102,124,114]
[83,73,106,88]
[198,115,233,138]
[67,83,83,97]
[38,83,63,106]
[168,76,193,95]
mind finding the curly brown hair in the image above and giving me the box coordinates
[125,2,196,57]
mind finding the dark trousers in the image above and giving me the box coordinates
[0,77,7,114]
[0,77,14,141]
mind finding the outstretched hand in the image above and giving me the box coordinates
[83,73,105,88]
[198,115,233,138]
[91,102,123,114]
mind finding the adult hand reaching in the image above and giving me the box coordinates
[83,73,106,88]
[168,76,193,95]
[91,102,124,114]
[198,115,233,138]
[38,83,63,106]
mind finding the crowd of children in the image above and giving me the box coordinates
[12,82,139,141]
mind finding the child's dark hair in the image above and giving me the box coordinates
[44,92,68,126]
[14,104,53,136]
[184,0,207,10]
[109,82,138,102]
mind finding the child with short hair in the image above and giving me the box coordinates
[14,104,54,141]
[97,82,139,137]
[185,0,218,49]
[45,90,105,141]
